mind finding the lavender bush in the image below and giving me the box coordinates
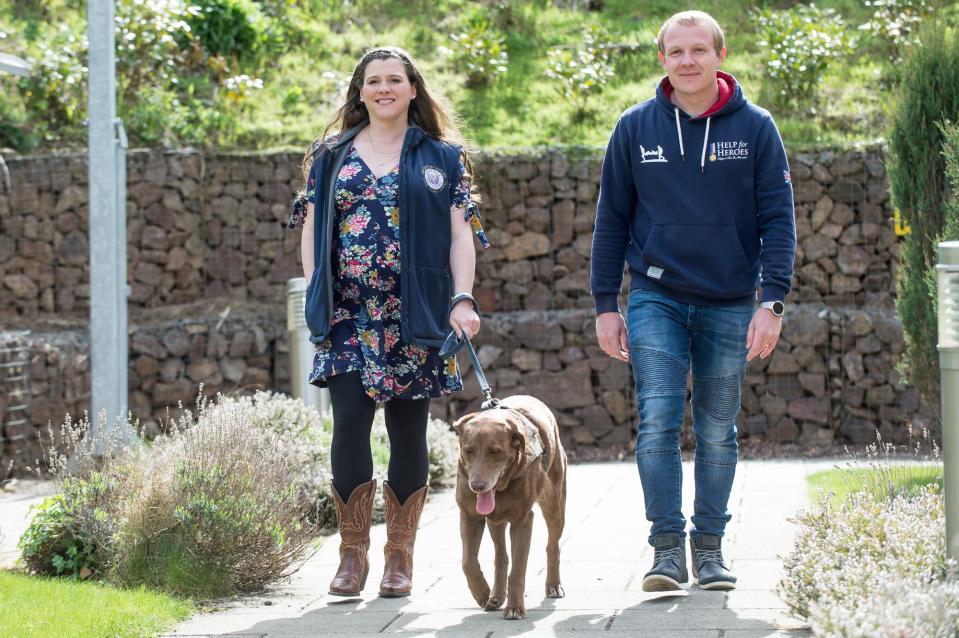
[779,429,956,637]
[19,390,461,595]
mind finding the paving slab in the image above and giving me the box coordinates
[154,459,834,637]
[0,479,55,568]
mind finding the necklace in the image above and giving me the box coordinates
[366,128,404,158]
[363,129,403,174]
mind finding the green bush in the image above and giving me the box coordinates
[114,0,197,98]
[859,0,933,63]
[20,391,461,597]
[443,18,510,89]
[943,122,959,255]
[17,31,87,141]
[889,26,959,417]
[754,4,854,112]
[207,391,460,529]
[108,396,319,597]
[544,26,614,114]
[185,0,263,62]
[18,494,98,579]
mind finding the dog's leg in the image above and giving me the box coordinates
[485,519,508,610]
[504,510,534,620]
[460,511,490,608]
[540,479,566,598]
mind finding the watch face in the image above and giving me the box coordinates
[772,301,785,316]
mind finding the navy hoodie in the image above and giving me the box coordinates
[590,72,796,313]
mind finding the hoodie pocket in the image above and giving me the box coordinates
[640,223,755,297]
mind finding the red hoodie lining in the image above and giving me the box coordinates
[662,71,734,118]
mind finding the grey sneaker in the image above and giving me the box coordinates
[642,533,688,591]
[690,534,737,590]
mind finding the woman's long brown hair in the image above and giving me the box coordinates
[300,46,476,189]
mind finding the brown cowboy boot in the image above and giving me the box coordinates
[379,481,429,597]
[329,479,376,596]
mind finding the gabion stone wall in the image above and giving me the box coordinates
[0,143,920,466]
[0,305,290,463]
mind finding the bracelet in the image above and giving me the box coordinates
[450,292,479,314]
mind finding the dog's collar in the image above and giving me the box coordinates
[483,402,547,470]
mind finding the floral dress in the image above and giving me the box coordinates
[306,146,489,402]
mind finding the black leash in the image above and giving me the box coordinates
[440,326,548,469]
[439,330,500,410]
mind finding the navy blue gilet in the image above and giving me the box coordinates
[303,124,463,348]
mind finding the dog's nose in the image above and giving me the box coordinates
[470,479,488,493]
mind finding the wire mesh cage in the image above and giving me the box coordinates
[0,331,33,463]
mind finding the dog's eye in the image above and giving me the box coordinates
[489,447,504,455]
[463,447,475,456]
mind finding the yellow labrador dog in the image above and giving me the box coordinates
[453,395,567,619]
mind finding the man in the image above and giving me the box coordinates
[590,10,796,591]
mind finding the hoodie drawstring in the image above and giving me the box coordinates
[674,108,685,162]
[700,117,711,174]
[673,108,712,174]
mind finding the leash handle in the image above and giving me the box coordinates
[439,331,498,408]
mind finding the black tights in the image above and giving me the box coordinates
[327,371,430,505]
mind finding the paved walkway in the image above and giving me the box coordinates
[165,459,834,638]
[0,479,55,569]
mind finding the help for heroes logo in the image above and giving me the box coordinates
[708,140,749,162]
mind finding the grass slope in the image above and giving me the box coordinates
[2,0,952,151]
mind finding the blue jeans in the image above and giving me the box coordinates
[626,289,753,545]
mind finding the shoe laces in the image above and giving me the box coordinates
[695,548,726,567]
[653,546,683,565]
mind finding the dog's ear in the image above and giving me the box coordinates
[509,417,527,450]
[451,412,475,435]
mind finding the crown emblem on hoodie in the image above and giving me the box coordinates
[639,145,668,163]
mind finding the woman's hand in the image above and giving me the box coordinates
[450,300,481,340]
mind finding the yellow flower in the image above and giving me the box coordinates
[445,357,459,376]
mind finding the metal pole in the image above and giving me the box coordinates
[88,0,133,444]
[937,241,959,559]
[287,278,330,415]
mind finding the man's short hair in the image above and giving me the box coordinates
[657,11,725,55]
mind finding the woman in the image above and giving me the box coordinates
[289,46,488,598]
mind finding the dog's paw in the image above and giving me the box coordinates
[484,594,504,610]
[546,583,565,598]
[503,605,526,620]
[471,587,491,608]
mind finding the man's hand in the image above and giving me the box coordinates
[596,312,629,362]
[450,300,481,340]
[746,308,783,361]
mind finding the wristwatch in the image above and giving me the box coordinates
[759,300,785,317]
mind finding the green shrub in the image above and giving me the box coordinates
[754,4,854,113]
[107,395,319,597]
[943,122,959,258]
[18,494,98,579]
[859,0,934,62]
[442,18,510,88]
[207,391,460,529]
[889,26,959,417]
[114,0,197,97]
[19,391,462,596]
[544,26,615,114]
[185,0,263,62]
[18,30,87,140]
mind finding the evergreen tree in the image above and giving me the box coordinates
[888,26,959,419]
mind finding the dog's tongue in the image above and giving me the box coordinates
[476,490,496,515]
